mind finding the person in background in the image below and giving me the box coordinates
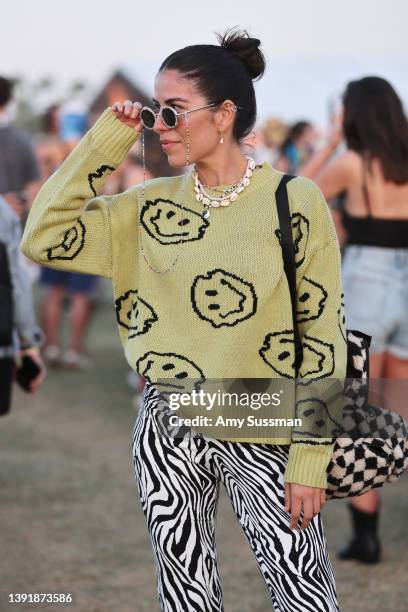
[0,76,45,410]
[275,120,318,174]
[261,116,288,165]
[0,195,46,414]
[299,76,408,564]
[0,76,41,225]
[35,104,66,181]
[239,118,287,169]
[38,108,98,369]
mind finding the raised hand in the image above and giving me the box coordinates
[111,100,143,133]
[327,107,344,151]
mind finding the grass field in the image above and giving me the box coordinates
[1,285,407,612]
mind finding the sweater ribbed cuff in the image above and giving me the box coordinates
[284,441,334,489]
[89,107,140,166]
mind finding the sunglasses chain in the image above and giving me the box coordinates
[138,120,191,274]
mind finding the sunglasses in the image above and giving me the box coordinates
[140,102,241,130]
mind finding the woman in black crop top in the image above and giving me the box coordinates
[299,76,408,564]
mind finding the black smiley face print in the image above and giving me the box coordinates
[275,213,310,268]
[259,331,335,381]
[299,335,335,382]
[140,198,209,245]
[259,330,296,378]
[88,165,115,196]
[191,269,258,328]
[136,351,205,394]
[47,220,86,261]
[295,397,342,437]
[297,277,328,323]
[115,289,158,338]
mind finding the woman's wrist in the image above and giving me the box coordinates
[89,108,140,166]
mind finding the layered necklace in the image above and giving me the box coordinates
[192,156,256,219]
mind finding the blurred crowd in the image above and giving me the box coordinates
[1,72,407,565]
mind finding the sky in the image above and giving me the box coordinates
[2,0,408,126]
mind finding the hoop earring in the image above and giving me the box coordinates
[219,130,224,145]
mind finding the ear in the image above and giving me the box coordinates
[214,99,238,132]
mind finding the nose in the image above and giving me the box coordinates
[152,113,170,134]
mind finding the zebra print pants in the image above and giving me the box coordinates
[132,383,339,612]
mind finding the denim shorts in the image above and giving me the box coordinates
[342,245,408,358]
[39,266,98,295]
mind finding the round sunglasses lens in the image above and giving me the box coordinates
[161,107,177,128]
[140,108,156,129]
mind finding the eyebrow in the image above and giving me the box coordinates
[151,97,190,105]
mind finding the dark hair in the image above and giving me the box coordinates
[343,76,408,184]
[280,121,312,155]
[158,26,266,141]
[0,76,14,107]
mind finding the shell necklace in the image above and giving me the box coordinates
[192,156,256,219]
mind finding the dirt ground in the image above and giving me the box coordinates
[1,285,407,612]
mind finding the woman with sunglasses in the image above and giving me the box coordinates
[21,27,346,611]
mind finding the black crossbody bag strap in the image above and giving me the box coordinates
[275,174,303,375]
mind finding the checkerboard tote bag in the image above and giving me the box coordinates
[275,174,408,500]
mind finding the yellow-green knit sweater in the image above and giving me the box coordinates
[20,108,347,489]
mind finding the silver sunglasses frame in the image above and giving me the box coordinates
[140,102,240,130]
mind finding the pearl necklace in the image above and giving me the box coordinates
[192,156,256,219]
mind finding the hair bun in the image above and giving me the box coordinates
[216,26,266,80]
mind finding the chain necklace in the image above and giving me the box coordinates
[138,128,183,274]
[200,182,240,195]
[192,156,256,219]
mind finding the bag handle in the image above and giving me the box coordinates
[275,174,303,375]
